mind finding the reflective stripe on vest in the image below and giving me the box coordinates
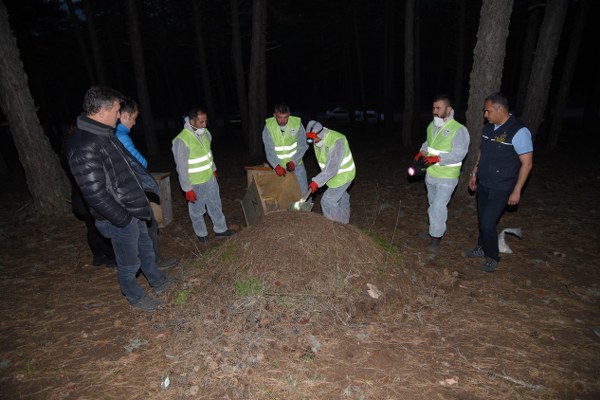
[315,129,356,188]
[265,116,303,165]
[426,119,463,178]
[173,128,214,184]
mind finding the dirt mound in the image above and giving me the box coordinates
[162,211,440,397]
[182,211,420,321]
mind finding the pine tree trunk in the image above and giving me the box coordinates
[547,0,590,150]
[0,143,8,178]
[382,0,396,136]
[460,0,514,199]
[247,0,267,160]
[453,0,466,114]
[230,0,250,141]
[351,4,369,131]
[65,0,95,85]
[0,2,70,215]
[521,0,568,139]
[192,1,215,121]
[82,0,107,85]
[515,0,544,116]
[401,0,415,147]
[125,0,159,158]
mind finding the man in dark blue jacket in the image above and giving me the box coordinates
[467,93,533,273]
[67,86,169,312]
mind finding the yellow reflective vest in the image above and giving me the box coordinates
[315,129,355,188]
[173,128,214,184]
[265,116,303,166]
[426,119,463,179]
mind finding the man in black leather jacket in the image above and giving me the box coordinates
[67,86,169,312]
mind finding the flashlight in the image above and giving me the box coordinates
[306,131,317,144]
[407,157,427,177]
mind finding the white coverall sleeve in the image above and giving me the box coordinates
[206,131,217,172]
[293,124,308,163]
[172,138,192,192]
[439,126,470,165]
[312,139,345,187]
[262,126,281,168]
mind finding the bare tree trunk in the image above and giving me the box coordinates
[382,0,396,136]
[414,2,422,134]
[401,0,415,147]
[547,0,590,150]
[515,0,544,116]
[454,0,467,114]
[192,0,215,120]
[82,0,107,85]
[0,135,8,178]
[351,4,368,131]
[0,2,70,215]
[211,29,229,127]
[247,0,267,160]
[583,77,600,134]
[65,0,95,85]
[521,0,569,139]
[155,15,181,118]
[230,0,249,142]
[460,0,514,198]
[125,0,159,158]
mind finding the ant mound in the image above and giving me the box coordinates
[184,211,417,323]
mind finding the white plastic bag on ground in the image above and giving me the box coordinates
[498,228,523,253]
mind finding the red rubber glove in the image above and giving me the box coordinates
[185,190,197,203]
[413,152,424,161]
[308,181,319,193]
[274,164,286,176]
[286,161,295,172]
[213,170,218,178]
[423,156,440,166]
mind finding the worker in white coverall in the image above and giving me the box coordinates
[262,103,309,194]
[305,120,356,224]
[414,95,469,255]
[172,107,235,243]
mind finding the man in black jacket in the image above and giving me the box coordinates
[67,86,169,312]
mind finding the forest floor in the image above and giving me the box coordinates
[0,123,599,399]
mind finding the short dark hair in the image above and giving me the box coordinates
[485,92,509,111]
[188,106,207,120]
[274,103,290,114]
[433,94,452,108]
[120,97,138,115]
[83,86,123,116]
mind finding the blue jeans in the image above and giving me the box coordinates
[96,218,167,304]
[476,184,512,262]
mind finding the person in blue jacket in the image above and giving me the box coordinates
[116,97,177,270]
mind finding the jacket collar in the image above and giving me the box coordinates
[77,114,114,137]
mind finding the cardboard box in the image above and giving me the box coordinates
[150,172,173,228]
[244,163,272,187]
[241,171,301,227]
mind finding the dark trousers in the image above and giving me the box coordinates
[82,213,115,260]
[147,214,160,261]
[72,186,114,261]
[95,218,166,304]
[476,184,512,262]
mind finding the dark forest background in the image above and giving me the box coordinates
[0,0,597,215]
